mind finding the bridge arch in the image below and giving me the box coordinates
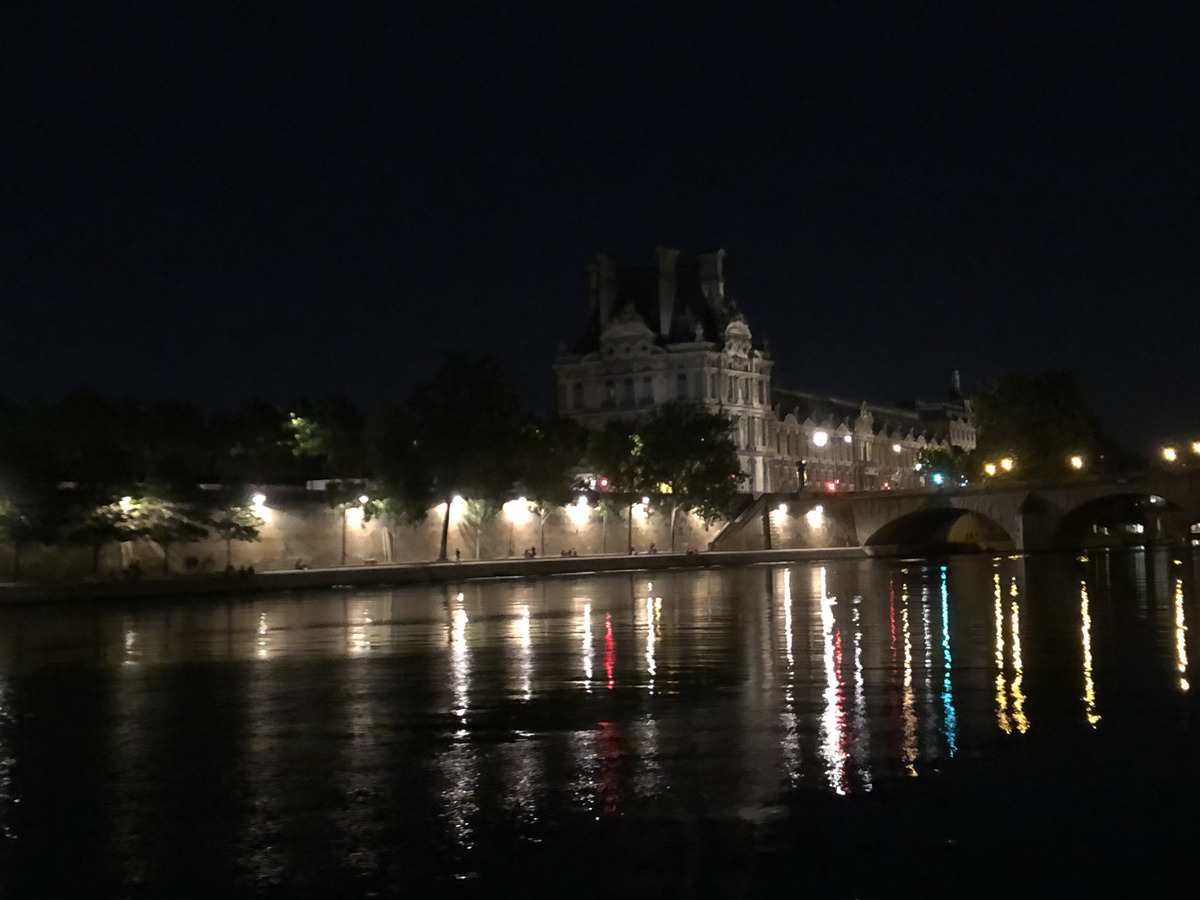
[1055,492,1192,546]
[864,507,1014,556]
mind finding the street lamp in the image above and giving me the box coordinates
[1163,447,1178,463]
[1069,455,1084,471]
[1000,458,1014,472]
[984,463,997,477]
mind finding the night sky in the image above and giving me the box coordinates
[5,3,1198,448]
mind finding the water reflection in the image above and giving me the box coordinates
[1175,578,1189,692]
[940,567,958,756]
[0,554,1196,894]
[1081,580,1101,726]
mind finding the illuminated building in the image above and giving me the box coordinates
[555,248,975,493]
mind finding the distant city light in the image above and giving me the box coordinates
[598,476,609,488]
[825,481,837,492]
[984,463,997,476]
[932,473,945,485]
[1163,447,1178,463]
[1192,442,1200,455]
[1069,455,1084,470]
[812,430,828,447]
[358,494,369,504]
[1000,458,1014,472]
[892,443,902,454]
[842,434,852,444]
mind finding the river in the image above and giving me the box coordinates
[0,549,1197,897]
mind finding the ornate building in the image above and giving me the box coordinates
[555,249,974,494]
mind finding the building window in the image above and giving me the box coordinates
[622,378,634,407]
[604,380,615,408]
[709,374,717,398]
[727,376,735,403]
[641,376,653,404]
[757,380,765,405]
[741,379,749,404]
[676,373,688,401]
[571,382,583,410]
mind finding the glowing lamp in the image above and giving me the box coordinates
[358,494,369,504]
[984,463,997,476]
[1069,455,1084,470]
[825,481,837,492]
[812,430,828,447]
[1163,447,1178,463]
[892,443,902,454]
[598,477,609,488]
[842,434,852,443]
[932,473,945,485]
[252,492,266,506]
[1000,458,1014,471]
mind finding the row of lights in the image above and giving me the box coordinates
[982,458,1016,477]
[1161,442,1200,463]
[811,430,903,454]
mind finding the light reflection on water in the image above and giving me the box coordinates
[0,551,1196,893]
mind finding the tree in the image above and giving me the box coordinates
[65,493,136,576]
[585,421,647,554]
[209,502,264,569]
[594,497,625,554]
[458,498,501,560]
[134,495,210,575]
[638,404,743,550]
[326,480,370,566]
[916,445,969,488]
[971,371,1127,480]
[517,416,588,556]
[405,354,523,561]
[0,491,64,580]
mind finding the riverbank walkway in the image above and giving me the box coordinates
[0,547,867,606]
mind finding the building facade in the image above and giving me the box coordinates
[555,248,975,494]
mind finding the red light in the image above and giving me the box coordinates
[598,477,609,488]
[825,481,837,492]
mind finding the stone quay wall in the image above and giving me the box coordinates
[0,490,739,583]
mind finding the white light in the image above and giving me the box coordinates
[777,503,788,514]
[843,434,852,444]
[805,504,824,527]
[345,506,364,528]
[567,496,591,525]
[812,431,828,447]
[892,443,902,454]
[358,494,369,504]
[642,496,650,505]
[252,492,266,506]
[504,497,532,525]
[119,496,133,511]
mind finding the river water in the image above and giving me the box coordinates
[0,550,1197,897]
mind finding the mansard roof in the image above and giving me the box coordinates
[569,252,738,355]
[771,387,951,441]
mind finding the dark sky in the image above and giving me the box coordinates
[4,2,1198,448]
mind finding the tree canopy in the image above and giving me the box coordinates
[971,371,1135,479]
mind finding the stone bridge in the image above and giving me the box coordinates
[711,471,1200,554]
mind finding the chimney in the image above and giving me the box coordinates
[656,246,679,338]
[596,254,616,329]
[697,249,726,315]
